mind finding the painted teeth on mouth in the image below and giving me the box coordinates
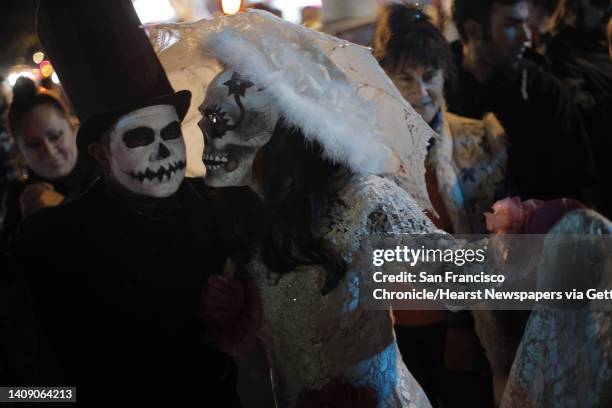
[204,159,227,171]
[125,160,186,183]
[203,153,228,164]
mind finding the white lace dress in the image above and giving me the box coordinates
[501,210,612,408]
[246,175,436,408]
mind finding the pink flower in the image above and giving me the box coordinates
[485,197,544,234]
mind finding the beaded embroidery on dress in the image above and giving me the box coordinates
[248,175,434,408]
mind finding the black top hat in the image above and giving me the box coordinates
[36,0,191,150]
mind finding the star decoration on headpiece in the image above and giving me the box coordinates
[224,72,254,98]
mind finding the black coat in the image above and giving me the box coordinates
[545,27,612,218]
[446,42,600,208]
[5,178,245,407]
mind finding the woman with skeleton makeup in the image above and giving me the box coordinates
[200,70,431,408]
[161,10,499,408]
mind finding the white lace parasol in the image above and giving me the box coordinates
[149,9,434,210]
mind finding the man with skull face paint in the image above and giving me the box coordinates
[94,104,187,198]
[4,1,242,406]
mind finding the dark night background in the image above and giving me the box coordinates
[1,0,43,73]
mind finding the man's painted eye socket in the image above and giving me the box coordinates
[161,121,182,141]
[203,105,230,138]
[123,127,155,148]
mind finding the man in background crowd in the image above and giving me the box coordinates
[447,0,600,210]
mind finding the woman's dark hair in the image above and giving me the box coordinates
[8,76,67,136]
[256,118,350,295]
[373,4,455,78]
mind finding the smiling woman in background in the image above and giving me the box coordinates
[0,77,98,245]
[373,5,509,407]
[374,3,508,235]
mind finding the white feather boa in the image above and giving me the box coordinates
[204,25,392,176]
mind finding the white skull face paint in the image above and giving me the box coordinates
[108,105,186,197]
[199,70,278,187]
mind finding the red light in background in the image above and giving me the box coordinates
[39,60,54,78]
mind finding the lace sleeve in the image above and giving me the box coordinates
[363,182,437,236]
[344,176,502,299]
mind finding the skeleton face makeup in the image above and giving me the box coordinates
[199,70,278,187]
[108,105,186,197]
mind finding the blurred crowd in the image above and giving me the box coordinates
[0,0,611,407]
[3,0,610,237]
